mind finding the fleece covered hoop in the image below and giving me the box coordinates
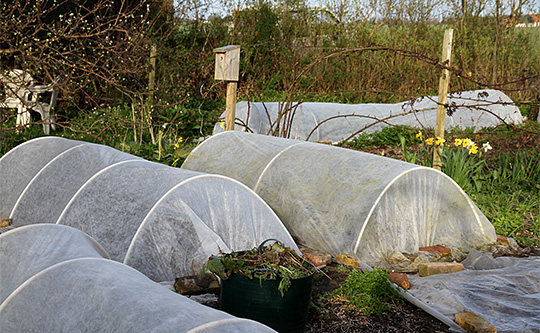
[0,224,275,332]
[0,137,298,281]
[213,90,523,142]
[182,131,497,267]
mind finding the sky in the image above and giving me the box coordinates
[177,0,540,20]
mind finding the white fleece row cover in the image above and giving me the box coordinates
[182,131,497,268]
[408,249,540,332]
[0,224,275,332]
[213,90,524,142]
[0,137,298,282]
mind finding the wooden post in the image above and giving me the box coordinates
[225,82,238,131]
[147,45,157,144]
[149,45,157,103]
[214,45,240,131]
[433,29,454,171]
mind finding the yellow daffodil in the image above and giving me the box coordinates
[174,144,179,149]
[454,138,463,147]
[426,137,434,146]
[178,137,183,143]
[462,138,472,147]
[416,132,423,139]
[435,137,445,146]
[468,144,478,154]
[219,122,224,128]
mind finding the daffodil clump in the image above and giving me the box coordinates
[419,133,492,155]
[413,132,492,193]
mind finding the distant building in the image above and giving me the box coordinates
[516,14,540,27]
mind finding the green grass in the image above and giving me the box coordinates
[331,269,404,317]
[347,125,420,149]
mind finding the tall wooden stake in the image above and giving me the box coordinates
[225,82,238,131]
[433,29,454,171]
[214,45,240,131]
[147,45,157,144]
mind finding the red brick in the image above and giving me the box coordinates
[419,245,451,257]
[300,247,332,267]
[496,235,509,247]
[389,272,410,289]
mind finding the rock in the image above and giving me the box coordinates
[389,272,410,289]
[387,250,411,265]
[388,250,432,273]
[454,312,497,332]
[419,245,451,257]
[0,216,11,228]
[174,274,220,295]
[418,262,464,277]
[450,247,466,262]
[335,253,359,267]
[300,247,332,267]
[415,252,441,263]
[506,237,519,251]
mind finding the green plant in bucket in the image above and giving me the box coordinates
[201,240,314,296]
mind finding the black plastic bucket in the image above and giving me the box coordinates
[220,269,314,333]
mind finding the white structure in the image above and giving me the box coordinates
[183,131,497,268]
[0,137,298,282]
[0,224,275,332]
[214,90,524,143]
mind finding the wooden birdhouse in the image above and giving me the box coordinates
[214,45,240,81]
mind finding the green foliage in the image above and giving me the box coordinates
[473,148,540,247]
[486,149,540,187]
[399,134,418,164]
[473,189,539,247]
[440,140,487,193]
[348,126,419,149]
[332,269,404,317]
[201,242,314,297]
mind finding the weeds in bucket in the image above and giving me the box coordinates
[201,241,314,296]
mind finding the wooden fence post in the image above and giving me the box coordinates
[149,45,157,104]
[214,45,240,131]
[433,29,454,171]
[146,44,158,144]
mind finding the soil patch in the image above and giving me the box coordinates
[304,262,451,333]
